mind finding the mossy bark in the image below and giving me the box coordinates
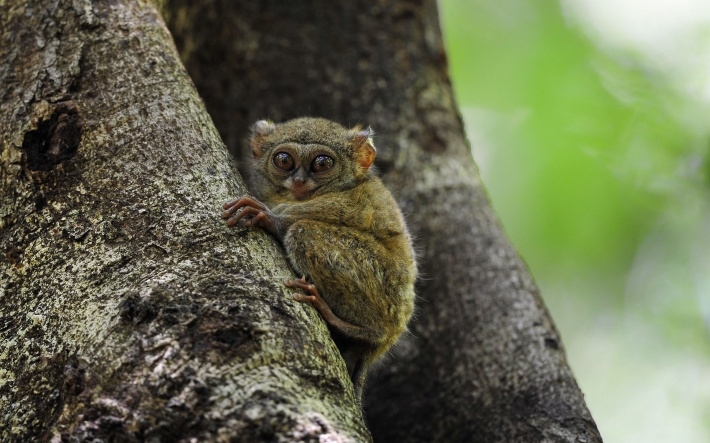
[0,1,369,441]
[163,1,603,442]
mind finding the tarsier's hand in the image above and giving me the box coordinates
[222,196,282,237]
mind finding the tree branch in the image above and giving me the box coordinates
[163,0,603,442]
[0,1,369,441]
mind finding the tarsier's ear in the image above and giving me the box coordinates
[250,120,276,158]
[350,126,376,170]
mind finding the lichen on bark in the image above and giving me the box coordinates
[1,1,370,441]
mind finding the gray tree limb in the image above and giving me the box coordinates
[164,1,603,442]
[0,1,369,441]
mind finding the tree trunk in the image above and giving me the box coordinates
[0,1,369,441]
[164,1,603,442]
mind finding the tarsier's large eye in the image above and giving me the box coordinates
[273,152,294,171]
[311,155,334,173]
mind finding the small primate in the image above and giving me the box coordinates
[222,117,416,398]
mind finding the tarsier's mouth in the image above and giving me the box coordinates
[289,183,314,200]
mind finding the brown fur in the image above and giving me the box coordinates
[223,117,416,398]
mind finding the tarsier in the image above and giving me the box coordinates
[222,117,416,398]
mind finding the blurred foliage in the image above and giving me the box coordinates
[441,0,649,279]
[438,0,710,441]
[439,0,709,340]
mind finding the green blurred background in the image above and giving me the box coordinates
[439,0,710,441]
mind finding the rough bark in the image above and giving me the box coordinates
[163,1,603,442]
[0,1,369,441]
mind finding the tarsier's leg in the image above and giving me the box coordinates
[286,276,374,399]
[285,276,379,344]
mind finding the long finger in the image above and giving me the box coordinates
[225,206,262,226]
[222,196,262,218]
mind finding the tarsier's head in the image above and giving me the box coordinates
[249,117,376,201]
